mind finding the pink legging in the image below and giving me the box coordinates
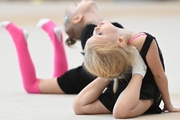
[4,21,68,93]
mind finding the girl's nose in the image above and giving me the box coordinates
[93,27,99,35]
[94,22,104,35]
[97,22,104,28]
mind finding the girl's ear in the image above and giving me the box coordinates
[72,15,83,24]
[117,37,125,47]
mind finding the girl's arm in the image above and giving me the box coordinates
[113,47,151,118]
[146,40,180,112]
[73,77,111,114]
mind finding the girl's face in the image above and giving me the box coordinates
[64,0,97,40]
[67,0,97,15]
[87,20,120,46]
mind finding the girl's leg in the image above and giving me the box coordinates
[0,22,64,94]
[0,22,40,93]
[73,77,111,114]
[113,74,153,119]
[38,78,65,94]
[37,19,68,77]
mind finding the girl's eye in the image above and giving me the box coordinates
[98,33,103,35]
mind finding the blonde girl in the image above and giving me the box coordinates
[73,20,180,118]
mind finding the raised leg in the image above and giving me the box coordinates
[0,22,40,93]
[37,18,68,77]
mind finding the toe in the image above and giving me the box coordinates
[36,18,50,28]
[0,21,10,28]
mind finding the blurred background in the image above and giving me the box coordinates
[0,0,180,25]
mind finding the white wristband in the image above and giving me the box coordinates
[132,47,147,77]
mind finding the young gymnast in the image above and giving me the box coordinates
[0,0,123,94]
[73,20,180,118]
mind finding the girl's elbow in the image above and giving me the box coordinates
[113,110,130,119]
[153,73,167,83]
[72,99,84,115]
[113,105,130,119]
[153,70,166,78]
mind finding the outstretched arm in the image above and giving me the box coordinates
[146,40,180,112]
[73,77,111,114]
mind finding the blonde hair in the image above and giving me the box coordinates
[64,11,84,46]
[84,43,135,93]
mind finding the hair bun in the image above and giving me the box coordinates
[65,37,76,46]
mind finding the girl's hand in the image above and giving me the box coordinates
[163,104,180,112]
